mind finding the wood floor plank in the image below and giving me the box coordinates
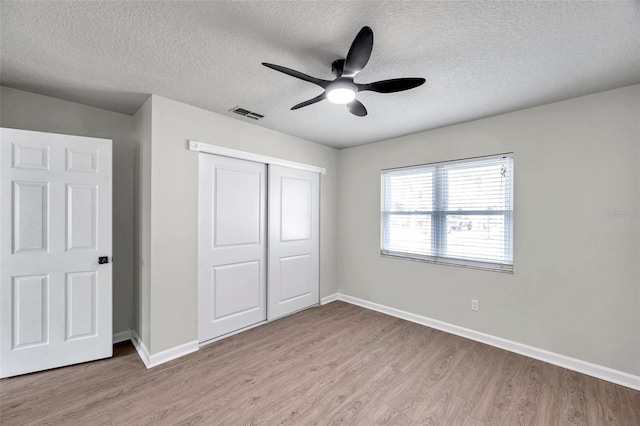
[413,391,474,426]
[357,403,415,426]
[472,351,529,423]
[1,301,638,426]
[385,334,469,418]
[462,416,486,426]
[322,365,406,425]
[500,357,544,425]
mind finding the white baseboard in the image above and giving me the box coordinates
[130,330,198,369]
[337,293,640,391]
[113,329,132,344]
[130,330,151,368]
[148,340,199,368]
[320,293,338,305]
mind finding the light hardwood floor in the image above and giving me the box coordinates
[1,301,639,425]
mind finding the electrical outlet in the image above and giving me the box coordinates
[471,299,479,311]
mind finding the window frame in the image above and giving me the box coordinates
[381,153,514,273]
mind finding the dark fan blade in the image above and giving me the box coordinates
[291,93,326,110]
[357,78,426,93]
[347,99,367,117]
[343,26,374,77]
[262,63,331,88]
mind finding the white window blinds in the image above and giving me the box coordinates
[381,154,513,272]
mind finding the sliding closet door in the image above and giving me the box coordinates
[268,166,320,320]
[198,154,267,343]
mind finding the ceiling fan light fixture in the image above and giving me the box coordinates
[326,81,357,104]
[327,88,356,104]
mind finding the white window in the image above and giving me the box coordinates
[381,154,513,272]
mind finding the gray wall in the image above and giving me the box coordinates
[0,86,136,336]
[337,85,640,375]
[145,95,339,353]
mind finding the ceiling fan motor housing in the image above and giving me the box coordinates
[331,59,346,78]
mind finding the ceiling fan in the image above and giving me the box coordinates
[262,26,425,117]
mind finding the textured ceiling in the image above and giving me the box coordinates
[1,1,639,149]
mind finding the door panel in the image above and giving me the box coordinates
[67,184,97,250]
[212,261,260,318]
[66,271,97,340]
[65,147,97,173]
[13,181,49,253]
[280,177,312,241]
[198,154,266,343]
[279,254,311,301]
[268,166,319,320]
[1,128,112,378]
[12,142,49,170]
[12,274,49,348]
[214,167,262,247]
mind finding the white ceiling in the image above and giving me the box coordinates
[1,1,639,149]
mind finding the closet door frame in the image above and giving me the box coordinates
[193,141,325,345]
[189,142,326,175]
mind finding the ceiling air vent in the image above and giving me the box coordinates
[230,106,264,120]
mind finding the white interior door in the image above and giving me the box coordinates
[198,154,267,343]
[0,128,112,378]
[268,165,319,320]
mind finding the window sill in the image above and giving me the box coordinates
[381,251,513,274]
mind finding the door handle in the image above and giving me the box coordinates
[98,256,109,264]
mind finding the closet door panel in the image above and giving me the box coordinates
[198,155,267,343]
[268,166,320,320]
